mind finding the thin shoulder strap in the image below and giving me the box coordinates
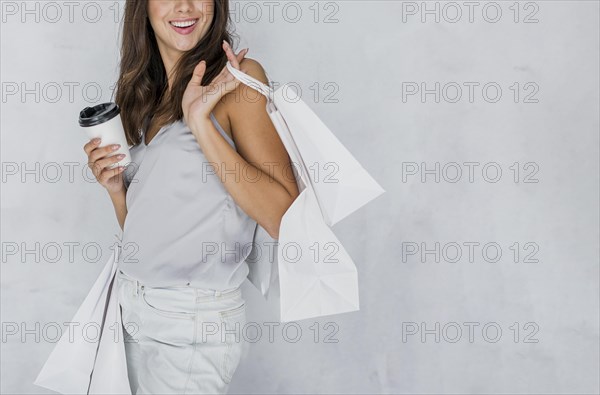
[209,112,235,147]
[226,61,273,102]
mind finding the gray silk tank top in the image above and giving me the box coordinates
[118,112,258,290]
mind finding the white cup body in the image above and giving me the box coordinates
[82,114,131,169]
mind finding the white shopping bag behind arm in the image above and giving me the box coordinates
[227,62,385,322]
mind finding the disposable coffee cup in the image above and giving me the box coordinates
[79,102,132,169]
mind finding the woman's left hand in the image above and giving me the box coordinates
[182,41,248,128]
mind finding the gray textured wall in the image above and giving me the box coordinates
[1,1,598,394]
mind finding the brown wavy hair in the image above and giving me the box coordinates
[113,0,238,146]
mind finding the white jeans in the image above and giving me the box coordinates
[116,269,247,394]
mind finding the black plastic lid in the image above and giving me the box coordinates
[79,102,120,127]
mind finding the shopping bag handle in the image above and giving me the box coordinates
[226,61,274,102]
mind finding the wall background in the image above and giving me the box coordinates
[1,1,598,393]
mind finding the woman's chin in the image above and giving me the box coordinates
[171,41,199,54]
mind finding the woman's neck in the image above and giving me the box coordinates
[157,45,183,93]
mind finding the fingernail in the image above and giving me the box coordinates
[93,138,100,143]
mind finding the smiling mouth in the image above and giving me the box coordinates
[169,19,199,28]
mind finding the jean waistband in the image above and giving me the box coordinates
[116,269,241,300]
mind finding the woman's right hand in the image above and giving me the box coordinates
[84,138,126,194]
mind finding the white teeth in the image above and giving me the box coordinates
[170,19,197,28]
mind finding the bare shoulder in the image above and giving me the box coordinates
[213,58,269,138]
[239,57,269,85]
[221,57,270,137]
[223,57,269,107]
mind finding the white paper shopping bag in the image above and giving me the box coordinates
[227,62,385,322]
[34,246,131,395]
[276,176,361,321]
[87,268,131,394]
[272,86,386,226]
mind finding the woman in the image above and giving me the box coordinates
[83,0,299,393]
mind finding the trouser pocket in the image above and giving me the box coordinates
[218,301,246,384]
[140,286,197,320]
